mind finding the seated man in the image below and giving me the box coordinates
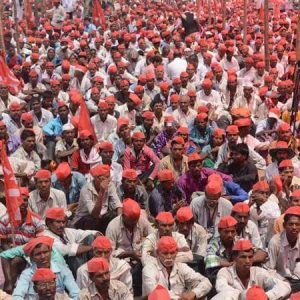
[141,212,192,266]
[29,169,69,219]
[267,206,300,293]
[76,236,132,291]
[41,207,101,275]
[191,180,232,239]
[13,236,79,299]
[73,164,122,232]
[79,257,133,299]
[142,236,212,298]
[106,198,153,296]
[149,169,186,217]
[116,169,148,210]
[212,240,291,300]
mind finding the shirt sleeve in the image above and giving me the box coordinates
[146,147,160,180]
[142,264,160,296]
[12,269,32,299]
[215,267,241,295]
[43,120,55,136]
[175,234,193,263]
[123,148,131,170]
[60,264,80,298]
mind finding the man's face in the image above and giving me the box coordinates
[280,167,294,183]
[31,100,41,113]
[98,108,108,120]
[275,150,289,163]
[31,244,51,267]
[122,178,137,194]
[9,108,21,121]
[62,129,75,142]
[243,87,253,98]
[118,125,130,139]
[122,214,139,231]
[144,118,154,129]
[171,143,184,160]
[93,175,110,191]
[234,250,254,273]
[47,218,66,236]
[158,221,174,237]
[146,79,155,90]
[176,220,193,238]
[290,196,300,207]
[179,97,189,112]
[157,249,177,268]
[23,136,36,152]
[132,138,145,151]
[205,192,221,208]
[30,75,38,86]
[227,133,238,145]
[153,102,163,114]
[197,118,208,131]
[80,136,93,150]
[284,216,300,237]
[100,149,113,163]
[161,179,175,191]
[58,106,69,120]
[278,130,291,142]
[19,195,29,215]
[203,86,212,96]
[231,150,246,164]
[93,247,112,260]
[0,85,8,97]
[219,226,236,244]
[188,160,202,177]
[36,178,51,193]
[34,279,56,299]
[91,270,110,291]
[233,212,249,230]
[0,125,7,138]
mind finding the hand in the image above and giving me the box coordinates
[146,178,154,190]
[67,202,78,213]
[179,291,196,300]
[131,250,142,261]
[172,200,186,212]
[95,232,103,237]
[99,177,110,194]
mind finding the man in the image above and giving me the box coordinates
[51,162,85,210]
[91,101,117,142]
[213,240,291,299]
[177,152,232,204]
[219,143,258,192]
[29,169,68,219]
[116,169,148,210]
[172,95,197,127]
[42,207,100,275]
[31,268,70,300]
[13,236,79,299]
[74,164,122,232]
[0,187,44,246]
[79,257,133,299]
[142,236,212,298]
[116,93,141,126]
[123,131,160,190]
[158,136,189,180]
[267,206,300,292]
[30,95,54,128]
[76,236,132,291]
[191,180,233,239]
[149,169,186,217]
[176,206,207,257]
[0,120,20,155]
[12,129,41,171]
[106,199,153,296]
[141,211,192,266]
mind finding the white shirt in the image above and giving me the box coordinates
[167,58,188,80]
[172,107,197,127]
[91,114,117,142]
[116,104,137,126]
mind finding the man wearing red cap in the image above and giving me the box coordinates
[141,211,192,266]
[20,70,46,101]
[267,206,300,292]
[79,257,133,299]
[142,236,212,299]
[0,83,23,113]
[116,93,141,126]
[106,198,153,296]
[212,239,291,300]
[76,236,132,292]
[28,169,68,219]
[158,136,189,180]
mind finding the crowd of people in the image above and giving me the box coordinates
[0,0,299,298]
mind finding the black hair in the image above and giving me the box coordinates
[42,90,53,100]
[283,213,300,223]
[230,143,249,159]
[150,97,164,110]
[21,129,35,141]
[232,248,254,258]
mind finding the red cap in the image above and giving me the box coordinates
[226,125,239,134]
[45,207,65,220]
[177,127,189,134]
[252,180,269,191]
[212,128,225,137]
[158,169,174,182]
[202,79,212,88]
[117,118,129,132]
[90,165,110,177]
[197,105,209,114]
[20,187,29,197]
[23,236,54,255]
[234,118,252,127]
[122,198,141,220]
[132,131,145,140]
[159,82,170,90]
[79,130,92,139]
[35,169,51,179]
[188,152,203,163]
[87,257,109,273]
[98,101,109,109]
[205,181,222,194]
[157,236,177,252]
[21,112,33,122]
[32,268,56,281]
[97,141,113,152]
[172,136,184,145]
[290,292,300,300]
[92,236,112,249]
[105,95,115,104]
[164,115,175,123]
[29,70,38,77]
[50,79,60,86]
[218,216,237,229]
[176,207,193,222]
[146,73,155,81]
[170,94,179,103]
[57,101,67,108]
[156,212,174,224]
[292,190,300,198]
[196,113,208,122]
[285,206,300,216]
[142,111,155,120]
[148,285,171,300]
[55,162,71,181]
[108,65,117,74]
[9,102,21,111]
[279,159,293,169]
[232,239,253,251]
[278,122,291,132]
[122,169,137,180]
[172,77,181,84]
[232,202,250,213]
[129,93,142,105]
[246,285,268,300]
[187,90,196,97]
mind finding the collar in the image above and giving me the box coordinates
[36,189,55,203]
[282,231,300,249]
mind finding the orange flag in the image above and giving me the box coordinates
[259,4,264,19]
[92,0,106,29]
[0,141,23,226]
[0,55,21,94]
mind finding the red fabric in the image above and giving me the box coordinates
[92,0,106,29]
[0,141,23,226]
[71,150,90,175]
[259,4,264,19]
[0,55,21,94]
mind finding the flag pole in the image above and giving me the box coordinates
[264,0,270,71]
[0,0,5,51]
[13,0,20,53]
[243,0,247,44]
[296,0,300,60]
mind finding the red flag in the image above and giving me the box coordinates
[259,4,264,19]
[0,55,21,94]
[78,98,97,142]
[92,0,106,30]
[0,141,23,226]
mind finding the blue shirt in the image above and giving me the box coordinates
[84,23,97,33]
[13,261,79,299]
[223,181,248,204]
[51,171,86,204]
[43,117,65,137]
[189,125,214,148]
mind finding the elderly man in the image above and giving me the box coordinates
[13,236,79,299]
[105,198,153,296]
[191,180,233,239]
[212,240,291,300]
[142,236,212,298]
[79,257,133,299]
[74,164,122,232]
[172,95,197,127]
[141,211,192,266]
[76,236,132,291]
[29,169,68,219]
